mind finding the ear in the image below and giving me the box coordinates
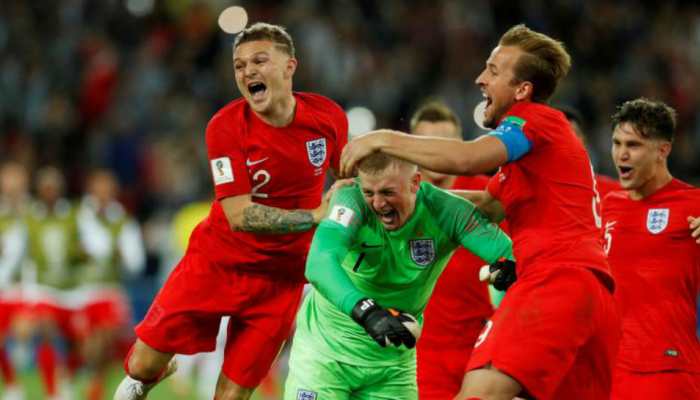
[411,171,421,193]
[514,81,533,101]
[658,141,672,161]
[284,57,298,79]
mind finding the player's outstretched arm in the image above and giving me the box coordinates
[220,194,326,234]
[339,129,507,178]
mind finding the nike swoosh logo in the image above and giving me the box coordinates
[360,242,382,248]
[246,157,268,167]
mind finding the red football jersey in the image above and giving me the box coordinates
[193,92,347,282]
[420,174,494,347]
[596,173,622,198]
[486,101,610,280]
[602,179,700,372]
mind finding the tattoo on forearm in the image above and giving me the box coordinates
[241,204,314,234]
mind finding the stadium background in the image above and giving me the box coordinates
[1,0,699,398]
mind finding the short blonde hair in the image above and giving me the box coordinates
[234,22,295,57]
[499,24,571,102]
[357,152,417,176]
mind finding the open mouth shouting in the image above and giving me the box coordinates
[376,208,398,228]
[482,90,493,110]
[617,165,633,180]
[248,82,267,102]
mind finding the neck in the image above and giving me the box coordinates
[256,92,296,127]
[629,168,673,200]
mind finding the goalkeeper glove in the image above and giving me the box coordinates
[351,298,417,349]
[488,257,517,291]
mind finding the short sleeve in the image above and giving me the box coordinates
[205,112,251,200]
[329,105,349,172]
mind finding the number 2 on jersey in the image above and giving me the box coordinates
[251,169,271,198]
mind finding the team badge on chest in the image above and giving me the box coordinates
[409,239,435,267]
[306,138,327,167]
[646,208,669,234]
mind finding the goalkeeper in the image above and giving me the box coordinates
[283,153,515,400]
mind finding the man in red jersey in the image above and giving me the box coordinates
[408,100,498,400]
[340,24,619,400]
[602,98,700,399]
[113,22,348,400]
[559,105,621,197]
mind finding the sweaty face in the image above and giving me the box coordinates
[475,45,523,129]
[411,120,460,188]
[612,122,667,193]
[359,166,420,231]
[233,40,295,116]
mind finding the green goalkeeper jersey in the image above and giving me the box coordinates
[299,181,513,366]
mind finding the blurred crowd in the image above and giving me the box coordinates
[2,1,699,226]
[0,0,699,397]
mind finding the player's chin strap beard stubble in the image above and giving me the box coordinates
[241,203,314,233]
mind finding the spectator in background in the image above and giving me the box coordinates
[0,162,30,400]
[20,167,84,400]
[77,169,145,400]
[602,98,700,399]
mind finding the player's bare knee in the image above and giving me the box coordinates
[459,367,522,400]
[214,374,253,400]
[127,340,172,380]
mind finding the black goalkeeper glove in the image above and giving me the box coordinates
[489,257,517,291]
[351,298,417,349]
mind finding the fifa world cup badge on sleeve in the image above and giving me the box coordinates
[210,157,234,184]
[329,205,354,227]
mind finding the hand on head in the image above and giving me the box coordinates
[340,131,388,178]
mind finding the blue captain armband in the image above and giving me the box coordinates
[488,117,532,162]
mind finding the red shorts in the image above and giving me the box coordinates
[83,288,131,332]
[611,368,700,399]
[135,248,304,388]
[417,347,471,399]
[467,266,620,400]
[0,300,22,334]
[417,320,485,399]
[29,301,83,341]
